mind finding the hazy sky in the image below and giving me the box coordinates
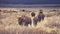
[0,0,60,4]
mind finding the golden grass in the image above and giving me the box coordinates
[0,8,60,34]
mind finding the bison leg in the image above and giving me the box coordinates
[29,20,32,26]
[33,19,38,26]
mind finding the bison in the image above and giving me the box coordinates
[18,15,32,26]
[38,11,45,22]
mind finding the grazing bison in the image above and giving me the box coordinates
[18,15,32,26]
[31,12,35,17]
[38,11,45,22]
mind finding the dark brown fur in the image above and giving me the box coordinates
[18,16,32,26]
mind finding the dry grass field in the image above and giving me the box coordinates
[0,8,60,34]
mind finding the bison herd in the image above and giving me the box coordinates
[18,11,45,26]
